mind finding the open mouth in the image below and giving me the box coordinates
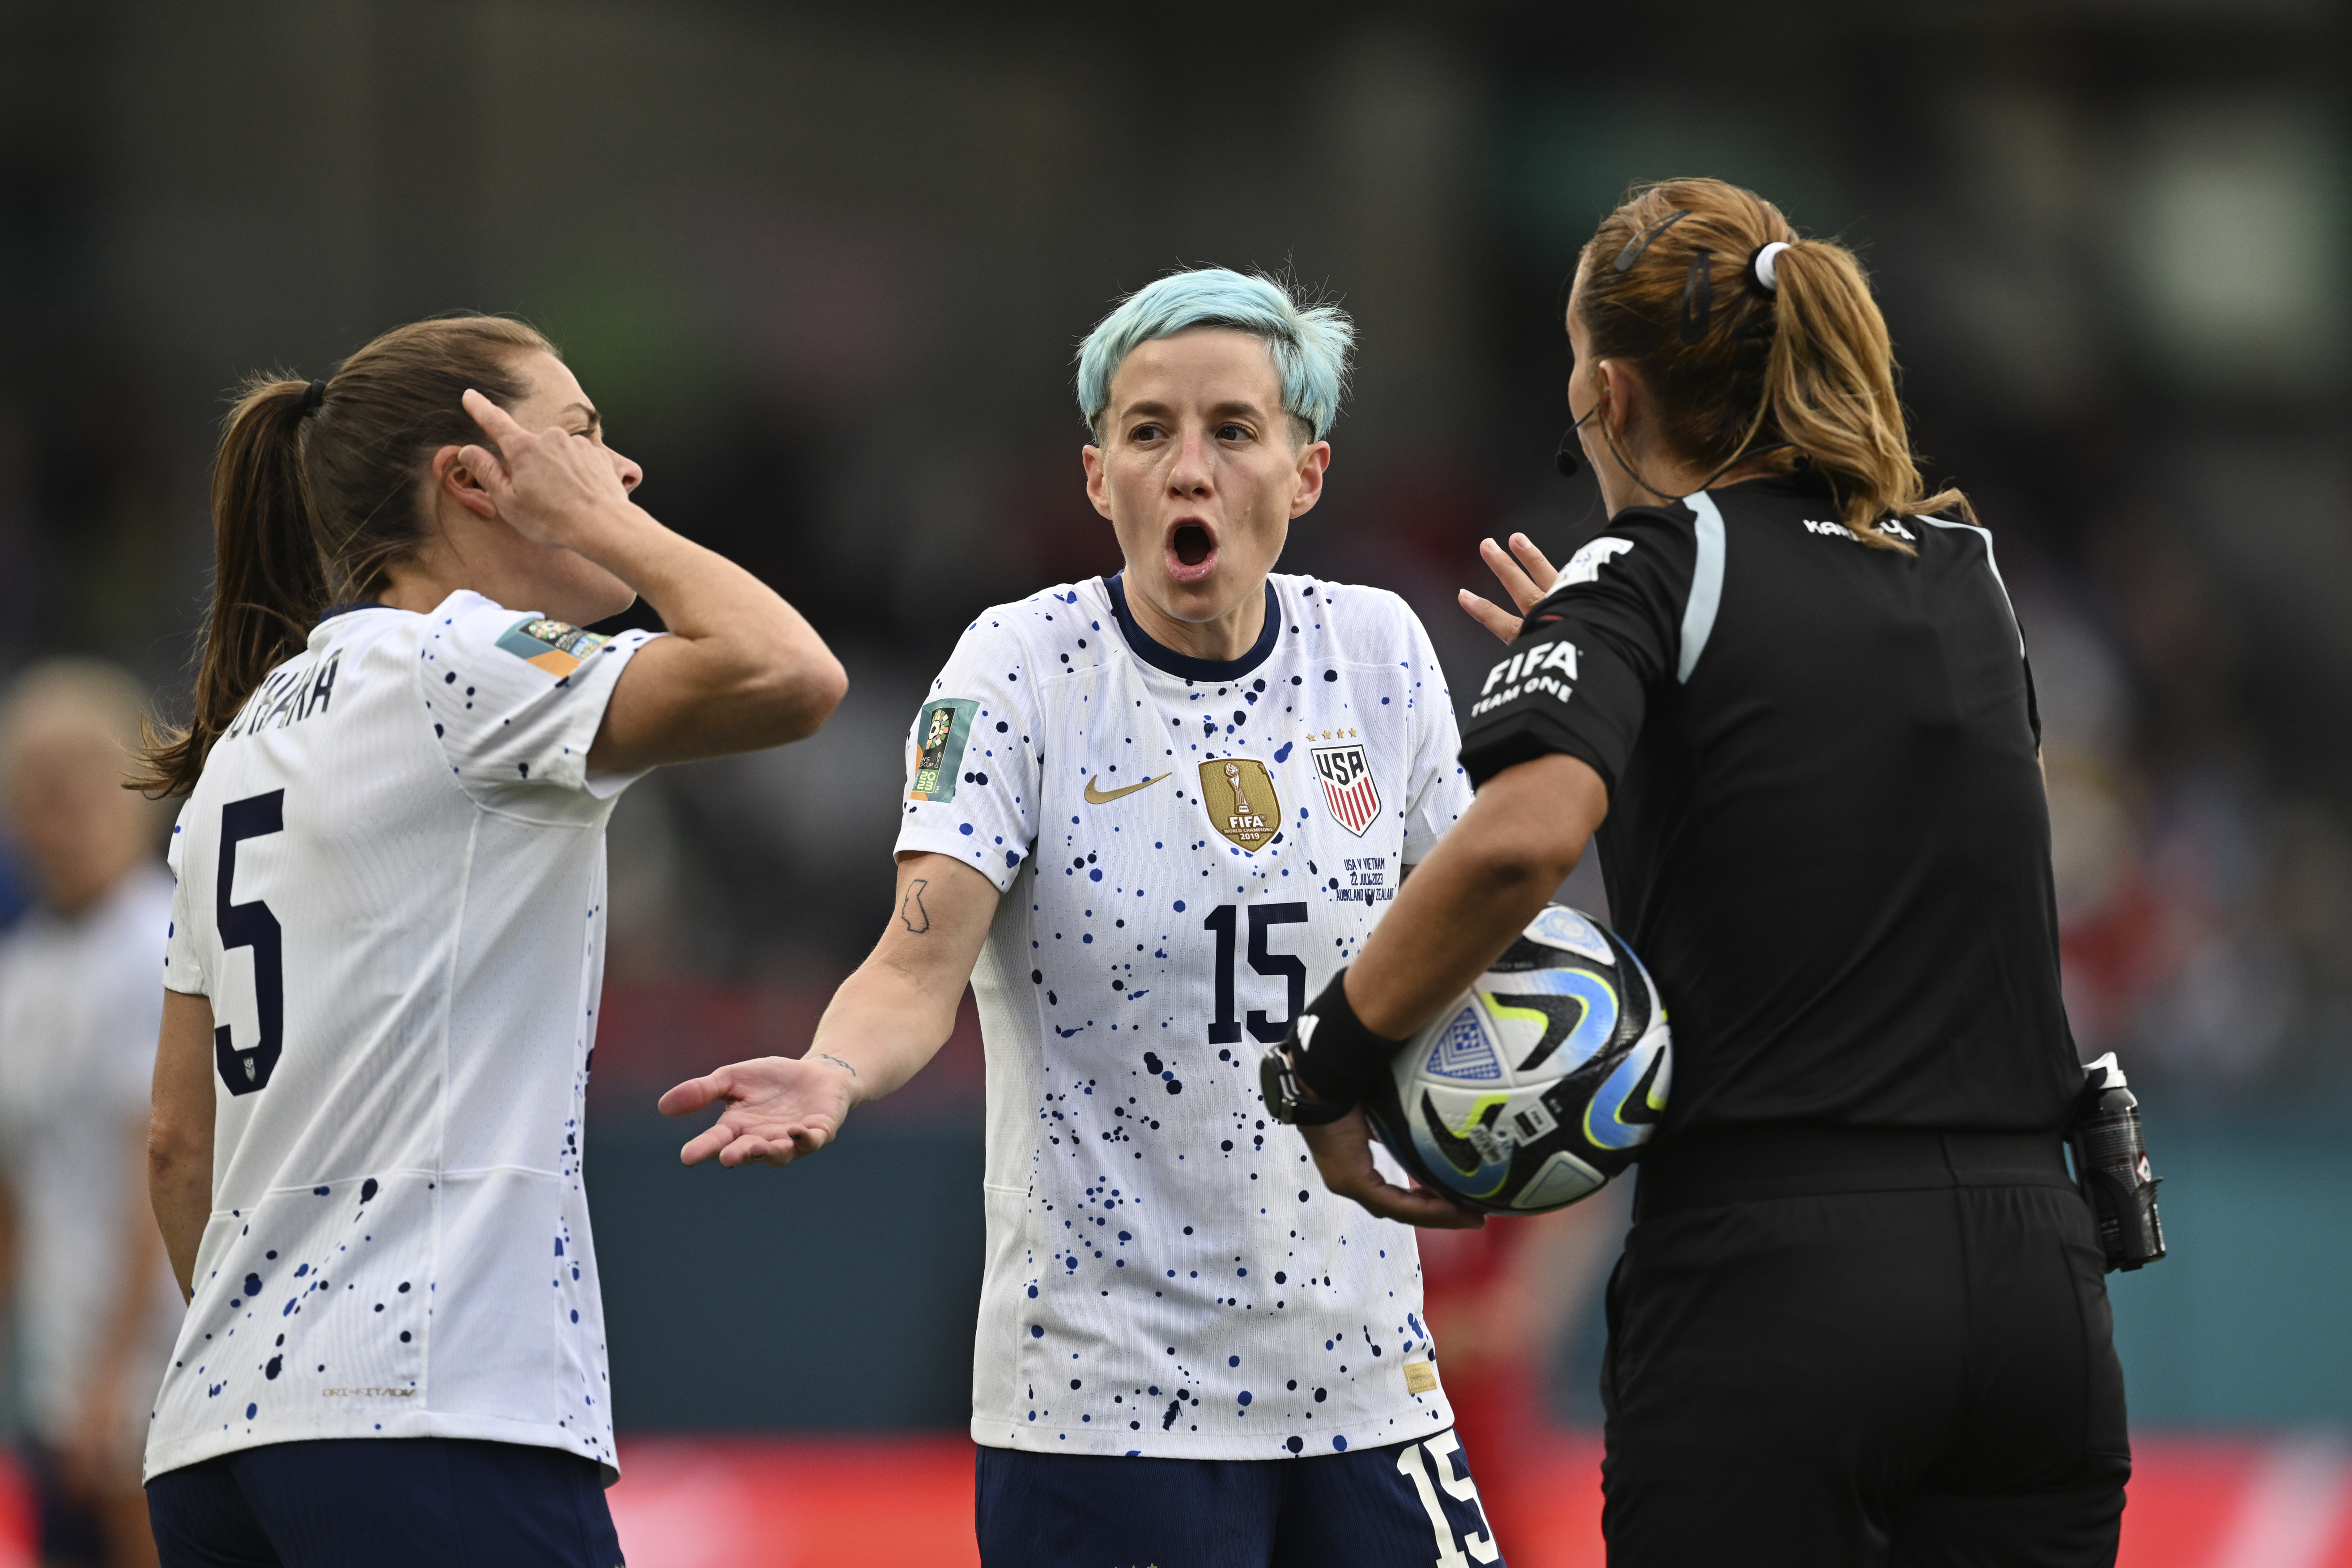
[1166,521,1218,582]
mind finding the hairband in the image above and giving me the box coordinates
[298,380,327,416]
[1749,242,1793,293]
[1613,209,1691,272]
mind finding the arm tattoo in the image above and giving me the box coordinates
[815,1053,859,1079]
[900,878,931,934]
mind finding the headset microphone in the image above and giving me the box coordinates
[1556,399,1600,479]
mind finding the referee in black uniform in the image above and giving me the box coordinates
[1279,178,2129,1565]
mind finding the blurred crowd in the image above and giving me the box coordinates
[2024,538,2352,1098]
[0,6,2345,1551]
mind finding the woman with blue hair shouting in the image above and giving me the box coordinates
[663,269,1509,1566]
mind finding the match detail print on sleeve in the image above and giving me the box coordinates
[496,617,611,677]
[910,697,979,803]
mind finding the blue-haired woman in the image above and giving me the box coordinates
[665,269,1510,1566]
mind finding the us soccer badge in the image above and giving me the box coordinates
[1312,739,1382,837]
[1199,757,1280,852]
[909,697,978,803]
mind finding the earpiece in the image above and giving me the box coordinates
[1556,388,1606,480]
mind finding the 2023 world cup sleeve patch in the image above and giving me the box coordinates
[910,697,979,803]
[495,616,611,677]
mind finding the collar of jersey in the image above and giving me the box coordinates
[1103,573,1281,683]
[1705,464,1836,504]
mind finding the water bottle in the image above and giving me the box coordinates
[2070,1052,2165,1272]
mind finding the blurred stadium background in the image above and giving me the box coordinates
[1,1,2348,1563]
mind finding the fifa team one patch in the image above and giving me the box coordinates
[496,616,610,677]
[910,697,978,803]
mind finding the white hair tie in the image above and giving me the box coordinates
[1752,242,1793,293]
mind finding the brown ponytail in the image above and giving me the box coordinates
[139,315,554,797]
[1575,178,1967,549]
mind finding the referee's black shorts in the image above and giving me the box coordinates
[1601,1127,2130,1568]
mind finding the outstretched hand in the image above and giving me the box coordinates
[1299,1108,1486,1231]
[1457,533,1561,645]
[456,387,635,551]
[657,1055,859,1169]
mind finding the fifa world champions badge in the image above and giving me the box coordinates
[1312,740,1382,837]
[1198,757,1280,851]
[909,697,978,803]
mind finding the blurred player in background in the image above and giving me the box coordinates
[0,662,181,1568]
[137,316,844,1567]
[664,269,1509,1567]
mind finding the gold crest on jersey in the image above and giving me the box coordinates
[1199,757,1280,852]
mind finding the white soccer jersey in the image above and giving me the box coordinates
[0,865,184,1455]
[895,571,1475,1460]
[146,591,657,1484]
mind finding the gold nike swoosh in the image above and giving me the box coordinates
[1084,772,1171,805]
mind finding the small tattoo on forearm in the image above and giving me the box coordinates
[901,878,931,934]
[816,1053,859,1078]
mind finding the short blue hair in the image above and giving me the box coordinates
[1076,268,1355,443]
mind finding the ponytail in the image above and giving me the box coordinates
[1576,178,1966,551]
[138,378,330,797]
[138,314,553,798]
[1761,240,1968,544]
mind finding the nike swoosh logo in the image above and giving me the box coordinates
[1084,772,1171,805]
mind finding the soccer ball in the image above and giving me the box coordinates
[1364,905,1671,1214]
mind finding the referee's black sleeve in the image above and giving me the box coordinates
[1459,510,1693,791]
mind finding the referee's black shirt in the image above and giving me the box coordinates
[1458,467,2081,1138]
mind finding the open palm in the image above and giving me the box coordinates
[657,1056,857,1169]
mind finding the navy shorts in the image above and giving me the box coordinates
[975,1431,1504,1568]
[145,1437,622,1568]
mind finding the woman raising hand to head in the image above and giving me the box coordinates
[140,317,842,1567]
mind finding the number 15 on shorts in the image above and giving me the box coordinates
[1400,1431,1501,1567]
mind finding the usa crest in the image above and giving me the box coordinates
[1198,757,1280,852]
[1312,742,1382,837]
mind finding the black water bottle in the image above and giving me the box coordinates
[2070,1052,2165,1272]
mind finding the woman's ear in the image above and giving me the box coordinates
[432,444,499,521]
[1081,443,1115,522]
[1595,361,1640,448]
[1288,439,1331,519]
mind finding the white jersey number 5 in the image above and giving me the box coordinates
[214,790,287,1095]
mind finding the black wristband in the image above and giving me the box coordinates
[1291,967,1408,1104]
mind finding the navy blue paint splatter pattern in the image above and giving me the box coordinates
[897,574,1473,1458]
